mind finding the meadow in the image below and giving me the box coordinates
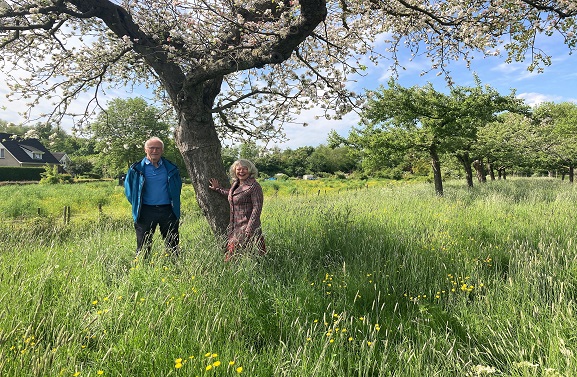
[0,178,575,377]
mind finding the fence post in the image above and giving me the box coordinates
[63,206,70,224]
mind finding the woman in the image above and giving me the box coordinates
[209,159,266,260]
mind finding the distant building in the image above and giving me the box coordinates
[51,152,72,173]
[0,133,61,168]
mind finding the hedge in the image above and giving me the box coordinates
[0,166,45,181]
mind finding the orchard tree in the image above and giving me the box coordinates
[0,0,343,234]
[533,102,577,182]
[476,112,536,179]
[346,124,418,176]
[362,80,524,194]
[446,83,527,187]
[1,1,576,233]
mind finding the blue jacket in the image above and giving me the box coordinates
[124,157,182,222]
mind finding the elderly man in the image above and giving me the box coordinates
[124,137,182,259]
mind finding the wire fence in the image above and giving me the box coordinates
[1,184,373,225]
[0,204,124,225]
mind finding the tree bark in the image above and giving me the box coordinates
[487,158,496,180]
[173,81,230,235]
[429,143,443,196]
[473,159,487,183]
[456,152,474,188]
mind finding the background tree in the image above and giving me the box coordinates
[67,156,96,178]
[254,147,284,177]
[282,147,315,177]
[306,145,356,175]
[88,97,173,177]
[24,122,72,154]
[532,102,577,182]
[475,112,536,180]
[1,1,576,233]
[346,125,420,178]
[362,80,524,194]
[239,141,261,162]
[0,119,26,134]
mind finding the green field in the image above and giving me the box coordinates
[0,178,576,376]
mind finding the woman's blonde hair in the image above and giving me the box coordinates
[229,159,258,179]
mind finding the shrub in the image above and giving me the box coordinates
[334,171,347,179]
[39,165,74,184]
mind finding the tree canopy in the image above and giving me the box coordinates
[358,80,527,194]
[1,1,575,135]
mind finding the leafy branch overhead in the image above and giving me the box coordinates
[0,1,576,140]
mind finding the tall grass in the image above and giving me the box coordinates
[0,178,576,376]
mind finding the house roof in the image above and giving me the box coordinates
[0,132,61,164]
[51,152,69,161]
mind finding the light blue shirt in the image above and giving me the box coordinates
[142,158,171,205]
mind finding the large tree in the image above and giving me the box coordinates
[1,1,576,232]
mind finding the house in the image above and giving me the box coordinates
[51,152,72,173]
[0,133,61,168]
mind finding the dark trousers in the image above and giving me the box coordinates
[134,204,179,259]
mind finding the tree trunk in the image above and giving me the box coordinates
[487,158,495,180]
[429,143,443,196]
[570,165,574,183]
[473,159,487,183]
[456,152,474,188]
[174,81,230,235]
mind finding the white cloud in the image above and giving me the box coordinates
[517,92,571,107]
[269,109,360,150]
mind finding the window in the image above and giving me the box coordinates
[0,148,4,158]
[33,152,42,160]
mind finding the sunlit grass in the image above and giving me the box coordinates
[0,177,576,376]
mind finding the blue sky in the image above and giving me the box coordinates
[274,35,577,149]
[1,34,576,150]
